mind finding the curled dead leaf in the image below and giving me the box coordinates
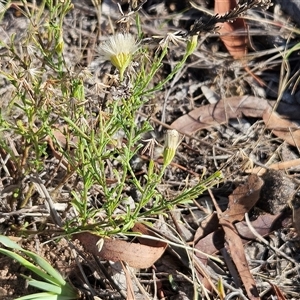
[215,0,248,59]
[221,174,264,223]
[74,231,167,269]
[171,96,272,135]
[219,218,260,300]
[263,108,300,148]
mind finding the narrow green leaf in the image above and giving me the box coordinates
[15,292,58,300]
[16,293,78,300]
[0,235,23,250]
[25,278,62,294]
[22,250,65,285]
[23,276,78,298]
[0,248,60,286]
[0,235,65,286]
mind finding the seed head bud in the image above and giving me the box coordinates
[55,31,64,54]
[163,129,181,167]
[186,35,198,55]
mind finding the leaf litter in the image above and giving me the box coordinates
[1,0,300,299]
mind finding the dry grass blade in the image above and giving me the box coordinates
[120,261,136,300]
[246,158,300,175]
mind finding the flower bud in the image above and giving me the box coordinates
[186,35,198,55]
[163,129,181,167]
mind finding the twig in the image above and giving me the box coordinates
[93,254,127,299]
[245,213,299,265]
[30,174,63,227]
[69,243,97,297]
[137,111,234,155]
[224,291,244,300]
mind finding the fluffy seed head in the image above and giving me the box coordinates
[100,33,137,80]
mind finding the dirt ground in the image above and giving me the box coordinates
[1,0,300,299]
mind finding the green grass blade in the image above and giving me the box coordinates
[15,292,76,300]
[0,248,61,286]
[21,249,66,285]
[15,292,57,300]
[0,235,65,286]
[24,278,63,294]
[23,276,78,298]
[0,235,23,250]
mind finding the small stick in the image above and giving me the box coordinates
[245,213,299,265]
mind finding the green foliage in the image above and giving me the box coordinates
[0,235,79,300]
[0,0,221,237]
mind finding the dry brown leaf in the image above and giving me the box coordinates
[194,213,279,263]
[74,232,167,269]
[171,96,300,138]
[219,218,260,300]
[194,212,219,244]
[246,158,300,175]
[215,0,247,59]
[194,228,225,264]
[217,174,264,299]
[193,213,282,296]
[195,176,264,299]
[263,109,300,148]
[221,174,264,223]
[268,281,287,300]
[132,222,169,247]
[235,214,280,240]
[171,96,272,135]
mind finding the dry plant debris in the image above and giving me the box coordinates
[0,0,300,299]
